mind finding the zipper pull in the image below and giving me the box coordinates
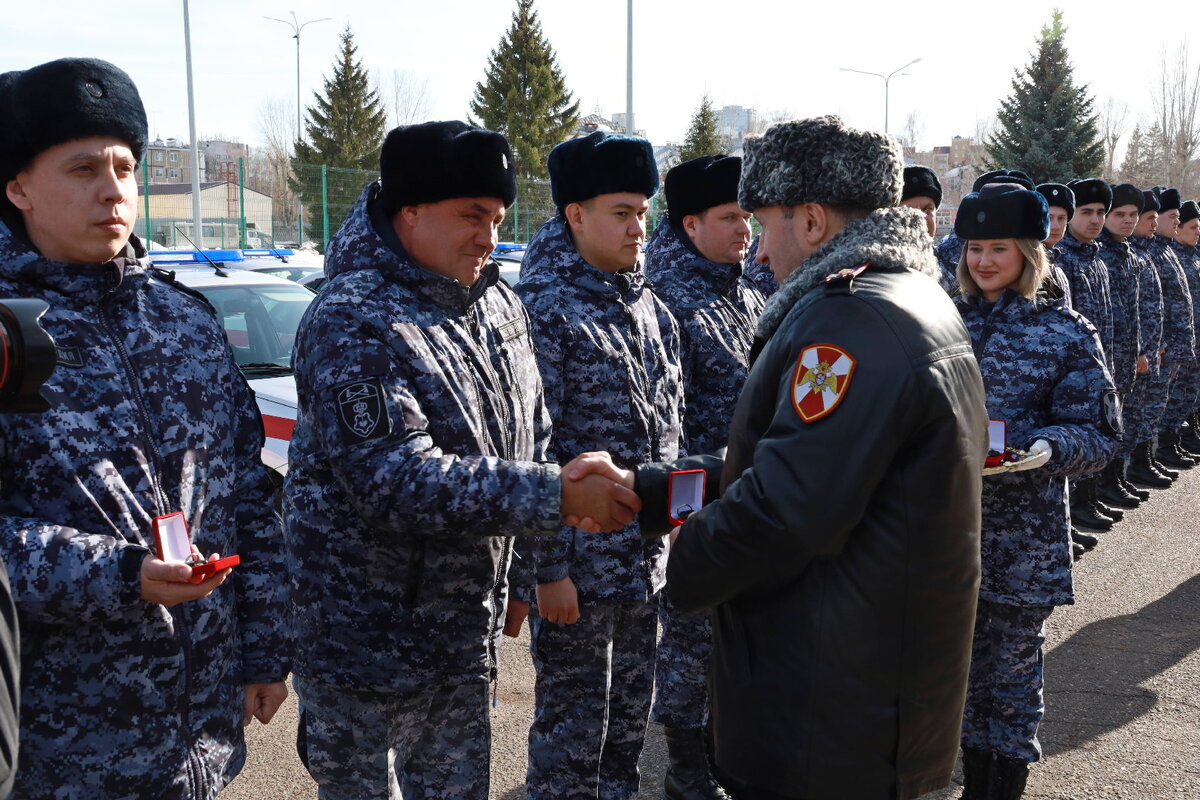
[490,666,499,708]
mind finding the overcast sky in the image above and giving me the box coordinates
[1,0,1190,159]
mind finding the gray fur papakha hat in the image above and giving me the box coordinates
[738,115,903,212]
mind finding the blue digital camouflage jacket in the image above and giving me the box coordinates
[1097,229,1142,394]
[284,183,561,693]
[741,236,778,298]
[1055,231,1114,373]
[935,231,963,294]
[644,221,767,455]
[516,215,685,603]
[0,219,289,799]
[1169,238,1200,354]
[1130,235,1165,370]
[958,289,1117,606]
[1147,234,1196,364]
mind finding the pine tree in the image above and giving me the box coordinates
[291,26,387,242]
[985,10,1104,182]
[1119,125,1161,189]
[678,95,728,163]
[469,0,580,179]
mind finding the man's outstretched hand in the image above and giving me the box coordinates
[560,451,639,532]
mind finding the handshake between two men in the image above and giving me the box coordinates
[504,452,643,635]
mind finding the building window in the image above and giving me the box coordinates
[169,152,179,162]
[154,152,163,162]
[153,168,164,178]
[168,169,180,179]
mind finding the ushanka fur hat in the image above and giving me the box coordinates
[1109,183,1145,213]
[974,169,1034,192]
[665,155,742,222]
[1036,183,1075,219]
[955,183,1050,241]
[738,115,903,212]
[1180,200,1200,224]
[548,130,658,210]
[902,166,942,207]
[1142,190,1161,213]
[380,121,516,214]
[1153,186,1182,212]
[1067,178,1113,213]
[0,57,148,184]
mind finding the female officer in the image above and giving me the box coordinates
[954,183,1118,800]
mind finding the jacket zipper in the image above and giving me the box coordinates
[99,291,197,778]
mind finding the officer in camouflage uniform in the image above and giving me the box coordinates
[954,185,1117,800]
[643,155,765,800]
[1170,200,1200,457]
[742,236,778,297]
[1094,185,1146,511]
[285,121,639,800]
[1127,194,1174,487]
[0,58,290,798]
[900,165,941,241]
[938,170,1036,296]
[516,130,685,800]
[1149,187,1199,468]
[1055,179,1117,531]
[1035,183,1075,308]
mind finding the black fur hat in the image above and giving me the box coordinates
[1142,190,1161,213]
[0,57,148,183]
[1036,183,1075,219]
[974,169,1034,192]
[1067,178,1113,213]
[1109,183,1145,214]
[1180,200,1200,224]
[902,166,942,207]
[738,115,903,212]
[1153,186,1182,212]
[380,121,516,214]
[665,155,742,222]
[548,130,658,210]
[954,183,1050,241]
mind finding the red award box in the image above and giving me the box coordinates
[152,511,240,584]
[667,469,707,527]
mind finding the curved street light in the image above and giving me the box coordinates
[840,58,922,134]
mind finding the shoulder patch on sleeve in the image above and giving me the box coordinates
[791,343,856,423]
[1100,389,1123,437]
[334,378,393,444]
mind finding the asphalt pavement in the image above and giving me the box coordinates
[224,466,1200,799]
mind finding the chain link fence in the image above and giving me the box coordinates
[135,158,676,253]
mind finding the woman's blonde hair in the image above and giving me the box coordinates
[957,238,1049,300]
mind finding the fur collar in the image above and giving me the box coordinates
[756,206,939,340]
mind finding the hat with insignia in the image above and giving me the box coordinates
[738,115,903,212]
[1109,183,1145,214]
[548,130,658,211]
[1180,200,1200,224]
[0,57,148,184]
[1142,190,1161,213]
[379,121,517,214]
[974,169,1035,192]
[1035,183,1075,219]
[902,166,942,207]
[1153,186,1182,212]
[954,183,1050,241]
[665,155,742,223]
[1067,178,1113,213]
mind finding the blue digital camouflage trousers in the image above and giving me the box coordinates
[294,676,489,800]
[527,598,658,800]
[1163,360,1200,430]
[1119,381,1142,457]
[651,591,711,729]
[961,601,1054,763]
[1141,363,1177,441]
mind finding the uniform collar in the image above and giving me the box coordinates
[644,220,743,295]
[518,214,645,302]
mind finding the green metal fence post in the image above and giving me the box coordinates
[512,193,519,244]
[238,157,247,249]
[142,164,150,244]
[321,165,329,250]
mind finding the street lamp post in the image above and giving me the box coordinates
[266,11,331,246]
[840,58,922,134]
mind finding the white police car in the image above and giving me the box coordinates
[154,255,312,490]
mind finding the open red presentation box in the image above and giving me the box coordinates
[667,469,707,527]
[152,511,240,584]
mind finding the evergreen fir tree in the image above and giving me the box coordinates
[1119,125,1161,188]
[469,0,580,179]
[678,95,728,163]
[985,10,1104,182]
[291,26,387,242]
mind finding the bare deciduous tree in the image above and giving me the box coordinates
[376,69,434,130]
[1098,97,1129,181]
[1151,44,1200,195]
[249,97,298,238]
[897,111,924,151]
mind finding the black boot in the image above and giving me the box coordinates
[1072,528,1098,549]
[664,727,732,800]
[1070,478,1114,531]
[959,747,992,800]
[1119,458,1151,501]
[1072,541,1086,560]
[1147,439,1179,482]
[1181,412,1200,451]
[1152,435,1184,475]
[1159,430,1197,468]
[1172,427,1200,463]
[1097,460,1140,508]
[989,755,1029,800]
